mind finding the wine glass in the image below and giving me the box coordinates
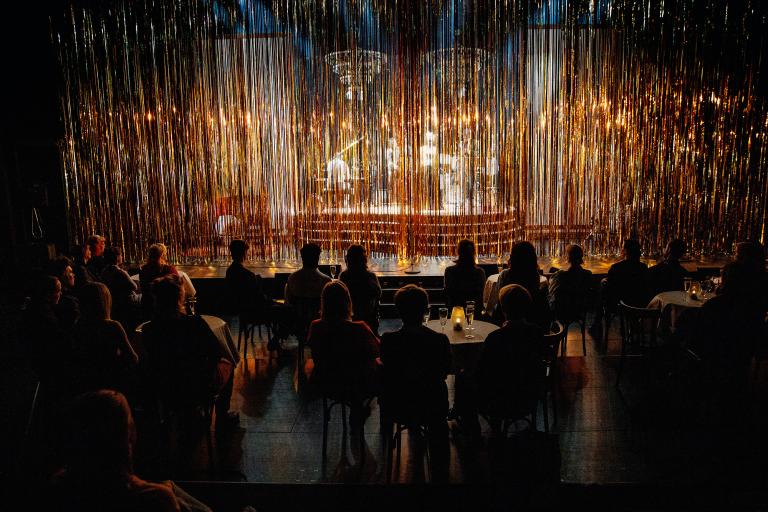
[439,307,449,331]
[701,278,715,299]
[423,307,431,324]
[329,264,339,279]
[465,301,475,339]
[684,278,693,294]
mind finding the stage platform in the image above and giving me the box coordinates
[175,255,732,280]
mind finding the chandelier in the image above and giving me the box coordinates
[428,47,490,83]
[325,49,387,99]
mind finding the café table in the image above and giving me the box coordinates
[425,319,498,373]
[647,290,708,334]
[136,314,240,365]
[483,273,548,314]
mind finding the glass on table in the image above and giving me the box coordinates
[329,265,339,279]
[423,306,431,324]
[683,277,693,294]
[438,307,449,331]
[465,301,475,339]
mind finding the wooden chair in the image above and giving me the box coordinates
[321,390,374,477]
[616,300,661,387]
[541,321,565,432]
[384,418,431,483]
[236,306,274,359]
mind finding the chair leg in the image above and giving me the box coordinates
[560,323,568,357]
[322,398,330,463]
[205,403,216,474]
[581,320,587,356]
[386,425,397,483]
[616,315,627,386]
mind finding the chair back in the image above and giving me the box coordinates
[291,296,322,341]
[618,300,660,346]
[543,321,565,364]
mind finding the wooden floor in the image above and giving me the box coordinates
[133,315,768,488]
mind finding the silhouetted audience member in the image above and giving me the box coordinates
[70,244,96,291]
[735,240,768,313]
[454,284,544,437]
[307,281,380,424]
[226,239,277,350]
[101,247,140,330]
[285,243,331,341]
[47,256,81,329]
[497,241,550,327]
[646,238,689,296]
[499,241,541,297]
[340,244,382,333]
[21,275,71,391]
[444,239,486,309]
[605,239,649,307]
[285,243,331,304]
[141,276,237,430]
[139,243,178,312]
[476,284,544,424]
[693,262,766,421]
[548,244,593,325]
[85,234,107,280]
[71,283,138,395]
[381,285,451,437]
[49,390,213,512]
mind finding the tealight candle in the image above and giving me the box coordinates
[451,306,465,331]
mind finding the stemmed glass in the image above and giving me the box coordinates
[465,301,475,339]
[329,264,339,280]
[439,307,449,332]
[423,306,431,324]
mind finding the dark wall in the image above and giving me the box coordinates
[1,1,68,293]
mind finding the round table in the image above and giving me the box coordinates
[647,290,709,333]
[425,319,498,372]
[136,314,239,365]
[483,273,548,313]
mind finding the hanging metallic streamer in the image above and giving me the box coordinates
[56,0,768,263]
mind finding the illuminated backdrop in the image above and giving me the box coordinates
[57,0,768,262]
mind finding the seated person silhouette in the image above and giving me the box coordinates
[100,246,141,331]
[225,239,278,350]
[646,238,690,296]
[443,239,486,309]
[380,284,451,436]
[141,276,238,431]
[307,280,380,426]
[71,282,138,396]
[497,241,550,328]
[47,256,81,329]
[548,244,593,325]
[285,243,331,341]
[605,239,649,307]
[139,243,178,314]
[454,284,544,437]
[85,234,107,280]
[49,389,213,512]
[339,244,382,334]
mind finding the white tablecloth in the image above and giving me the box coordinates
[136,314,239,365]
[425,319,498,372]
[483,273,548,313]
[647,291,708,333]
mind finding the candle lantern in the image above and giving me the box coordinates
[451,306,465,331]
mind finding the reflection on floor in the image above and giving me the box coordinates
[136,316,768,487]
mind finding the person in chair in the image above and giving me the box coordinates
[646,238,690,296]
[380,284,451,441]
[225,239,278,351]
